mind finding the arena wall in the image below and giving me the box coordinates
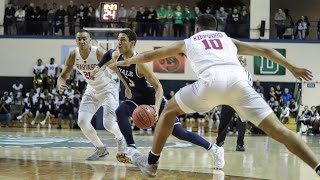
[0,38,319,82]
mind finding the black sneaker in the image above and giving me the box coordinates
[236,145,245,152]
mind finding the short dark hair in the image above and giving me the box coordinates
[77,29,90,37]
[120,29,137,46]
[195,14,217,30]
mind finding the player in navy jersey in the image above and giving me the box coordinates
[93,29,220,166]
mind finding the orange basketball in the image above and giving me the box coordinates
[132,105,157,129]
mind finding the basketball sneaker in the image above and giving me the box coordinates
[116,136,132,164]
[209,144,225,169]
[131,149,158,178]
[16,115,23,120]
[236,145,245,152]
[40,120,46,125]
[30,120,35,125]
[86,146,109,161]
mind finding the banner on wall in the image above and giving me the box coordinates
[153,47,185,73]
[61,45,76,65]
[254,49,286,75]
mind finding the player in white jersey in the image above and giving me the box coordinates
[112,14,319,178]
[45,58,59,78]
[57,29,126,161]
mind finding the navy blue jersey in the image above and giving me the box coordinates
[117,54,155,104]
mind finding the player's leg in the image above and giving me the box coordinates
[172,118,212,150]
[216,105,235,147]
[231,80,320,176]
[115,100,138,163]
[101,90,126,155]
[258,113,320,175]
[236,117,246,151]
[115,101,137,148]
[131,80,225,177]
[78,91,107,160]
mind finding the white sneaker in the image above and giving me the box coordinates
[30,120,35,125]
[17,115,23,120]
[209,144,225,169]
[40,120,46,125]
[212,169,225,180]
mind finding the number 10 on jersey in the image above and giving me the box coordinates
[201,39,223,50]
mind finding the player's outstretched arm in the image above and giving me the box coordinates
[57,50,75,92]
[232,39,313,81]
[110,41,186,67]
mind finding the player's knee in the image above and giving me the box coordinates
[77,112,93,127]
[103,112,117,130]
[172,126,187,140]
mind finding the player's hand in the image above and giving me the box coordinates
[109,60,131,68]
[150,105,159,120]
[290,66,313,81]
[125,88,132,99]
[57,82,68,93]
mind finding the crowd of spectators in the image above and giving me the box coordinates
[3,1,250,38]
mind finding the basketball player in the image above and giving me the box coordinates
[93,29,223,168]
[57,29,126,161]
[216,56,252,152]
[112,14,320,178]
[45,57,58,90]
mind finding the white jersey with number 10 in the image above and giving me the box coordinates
[184,30,243,80]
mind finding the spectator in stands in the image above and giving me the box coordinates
[128,6,138,32]
[30,98,50,128]
[280,103,290,124]
[55,5,66,35]
[216,7,228,32]
[45,57,58,91]
[0,97,12,127]
[283,9,294,38]
[57,98,74,129]
[165,4,174,37]
[25,3,34,34]
[74,70,86,94]
[183,6,193,37]
[12,80,23,103]
[78,4,86,29]
[274,8,286,39]
[273,101,282,118]
[296,16,310,40]
[149,6,158,37]
[118,4,128,28]
[267,96,278,109]
[4,2,16,35]
[157,5,167,37]
[268,86,277,101]
[190,6,202,36]
[47,5,55,35]
[254,80,264,94]
[40,3,49,35]
[256,88,264,99]
[173,5,184,37]
[67,1,78,36]
[87,6,96,27]
[297,105,313,134]
[282,88,292,104]
[310,106,320,134]
[84,1,95,13]
[275,84,282,101]
[17,96,33,128]
[15,6,25,35]
[226,7,241,38]
[33,6,42,35]
[288,98,298,118]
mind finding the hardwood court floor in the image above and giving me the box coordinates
[0,128,319,180]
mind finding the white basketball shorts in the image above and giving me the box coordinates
[175,68,273,126]
[79,82,119,114]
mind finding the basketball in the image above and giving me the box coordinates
[132,105,157,129]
